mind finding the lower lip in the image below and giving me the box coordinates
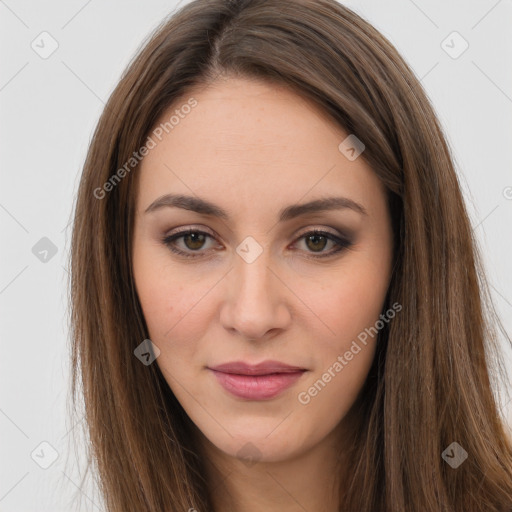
[209,369,306,400]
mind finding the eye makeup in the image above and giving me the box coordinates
[160,226,354,260]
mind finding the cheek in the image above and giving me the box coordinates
[137,278,205,347]
[305,261,390,351]
[295,270,385,417]
[134,270,205,392]
[296,340,375,440]
[132,251,221,378]
[133,249,184,344]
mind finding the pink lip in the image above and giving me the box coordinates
[207,360,307,400]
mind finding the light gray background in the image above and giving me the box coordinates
[1,0,511,510]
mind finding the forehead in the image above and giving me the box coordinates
[136,77,384,218]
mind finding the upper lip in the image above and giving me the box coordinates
[208,360,307,376]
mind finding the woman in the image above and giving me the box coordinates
[68,0,512,510]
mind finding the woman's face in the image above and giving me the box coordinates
[132,77,394,464]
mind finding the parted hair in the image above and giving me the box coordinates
[68,0,512,510]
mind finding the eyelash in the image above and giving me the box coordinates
[161,228,353,260]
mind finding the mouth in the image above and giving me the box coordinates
[207,360,308,400]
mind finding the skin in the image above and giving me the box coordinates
[132,76,394,512]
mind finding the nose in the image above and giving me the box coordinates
[219,248,292,341]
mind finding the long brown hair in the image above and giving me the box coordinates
[67,0,512,510]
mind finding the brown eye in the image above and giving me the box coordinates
[182,232,207,250]
[162,229,217,258]
[293,229,353,259]
[304,233,329,252]
[162,228,352,260]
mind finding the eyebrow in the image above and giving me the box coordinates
[144,193,368,221]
